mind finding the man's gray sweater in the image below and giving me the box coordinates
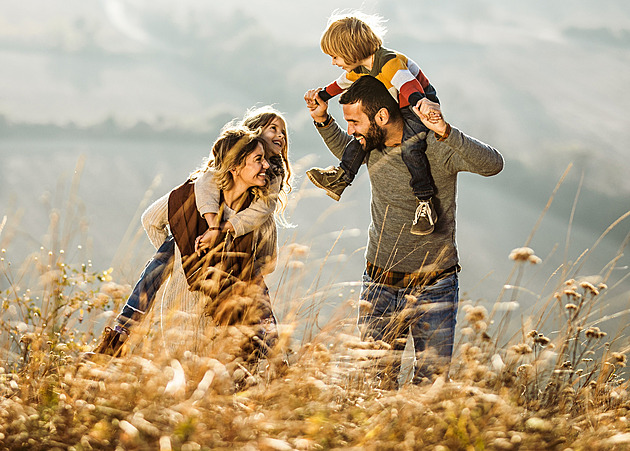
[317,120,504,276]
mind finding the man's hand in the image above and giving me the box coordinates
[412,98,449,137]
[195,228,221,256]
[304,88,329,123]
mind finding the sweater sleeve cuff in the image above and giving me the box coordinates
[228,216,246,238]
[434,123,452,142]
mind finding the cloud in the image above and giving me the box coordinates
[102,0,152,45]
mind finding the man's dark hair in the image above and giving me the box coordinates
[339,75,401,121]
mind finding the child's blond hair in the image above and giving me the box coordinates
[320,11,387,64]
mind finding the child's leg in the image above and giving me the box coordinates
[307,137,368,201]
[400,106,434,200]
[400,106,438,235]
[339,137,368,184]
[115,235,176,330]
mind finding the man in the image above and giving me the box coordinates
[304,75,503,388]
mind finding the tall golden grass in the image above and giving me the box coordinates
[0,168,629,450]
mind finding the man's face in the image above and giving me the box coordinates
[342,102,386,150]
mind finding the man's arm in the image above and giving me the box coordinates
[304,89,354,160]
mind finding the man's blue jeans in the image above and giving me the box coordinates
[116,236,175,329]
[358,271,459,387]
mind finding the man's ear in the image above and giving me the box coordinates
[374,107,390,126]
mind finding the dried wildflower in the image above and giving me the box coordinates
[565,303,578,311]
[464,305,488,323]
[534,334,550,346]
[461,343,481,359]
[100,282,130,299]
[472,321,488,333]
[528,255,542,265]
[580,281,599,296]
[598,283,608,291]
[358,300,373,313]
[611,352,627,367]
[565,279,576,286]
[460,327,474,336]
[509,247,536,262]
[288,260,305,270]
[516,364,534,378]
[585,327,607,339]
[286,243,310,257]
[563,289,581,299]
[20,333,37,345]
[527,330,538,339]
[511,343,533,355]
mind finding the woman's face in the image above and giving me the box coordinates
[260,117,286,156]
[233,143,269,188]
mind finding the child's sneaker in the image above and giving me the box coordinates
[306,166,350,201]
[411,198,438,235]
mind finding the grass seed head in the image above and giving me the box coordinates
[580,281,599,296]
[610,352,627,367]
[509,247,535,262]
[510,343,533,355]
[585,327,607,339]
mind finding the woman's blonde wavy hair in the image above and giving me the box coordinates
[191,126,270,204]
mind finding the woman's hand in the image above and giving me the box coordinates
[304,88,329,123]
[195,228,221,256]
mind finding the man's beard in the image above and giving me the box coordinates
[356,119,386,151]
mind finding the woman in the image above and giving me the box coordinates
[142,126,281,360]
[92,107,291,359]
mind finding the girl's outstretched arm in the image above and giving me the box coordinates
[194,169,279,237]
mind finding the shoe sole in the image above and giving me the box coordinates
[410,226,434,236]
[411,217,437,235]
[306,171,341,201]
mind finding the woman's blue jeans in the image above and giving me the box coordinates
[358,271,459,387]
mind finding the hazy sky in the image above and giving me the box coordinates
[2,1,629,130]
[1,1,629,308]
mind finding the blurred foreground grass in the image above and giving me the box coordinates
[1,189,630,450]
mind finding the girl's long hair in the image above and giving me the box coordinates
[191,105,293,225]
